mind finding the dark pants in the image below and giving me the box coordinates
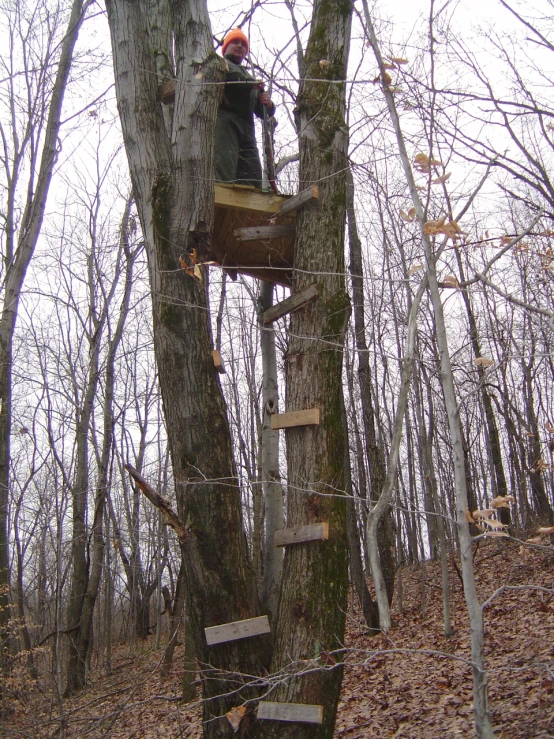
[214,109,262,189]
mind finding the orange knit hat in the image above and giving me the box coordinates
[222,28,249,55]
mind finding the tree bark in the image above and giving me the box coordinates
[258,3,352,737]
[258,282,283,623]
[105,0,270,732]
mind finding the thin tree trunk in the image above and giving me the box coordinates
[346,168,396,604]
[0,0,88,655]
[258,282,283,623]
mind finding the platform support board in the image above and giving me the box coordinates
[204,615,270,646]
[277,185,319,216]
[212,349,225,374]
[270,408,320,430]
[274,522,329,547]
[234,224,296,241]
[257,702,323,724]
[263,284,318,326]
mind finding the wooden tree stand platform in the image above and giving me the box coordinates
[211,183,318,286]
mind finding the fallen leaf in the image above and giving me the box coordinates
[226,706,246,732]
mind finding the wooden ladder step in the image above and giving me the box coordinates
[212,349,225,374]
[270,408,320,430]
[274,523,329,547]
[276,185,319,216]
[234,224,296,241]
[257,702,323,724]
[263,284,318,326]
[204,615,270,646]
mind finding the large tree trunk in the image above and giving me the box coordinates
[105,1,270,733]
[258,3,352,737]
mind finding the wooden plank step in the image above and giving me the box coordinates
[234,224,296,241]
[274,522,329,547]
[212,349,225,374]
[270,408,320,430]
[263,284,318,326]
[204,615,270,646]
[277,185,319,216]
[257,702,323,724]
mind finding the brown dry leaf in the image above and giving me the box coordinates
[442,275,459,289]
[472,509,495,519]
[382,71,392,85]
[414,152,430,169]
[319,59,330,69]
[492,495,515,509]
[545,422,554,433]
[407,263,424,276]
[537,526,554,534]
[526,536,543,545]
[388,86,402,93]
[226,706,246,732]
[432,173,451,185]
[481,518,508,530]
[408,207,416,219]
[474,357,495,367]
[383,63,396,70]
[484,531,509,538]
[400,209,415,222]
[390,56,409,65]
[465,508,475,523]
[423,216,447,235]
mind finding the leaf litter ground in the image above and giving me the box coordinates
[6,540,553,738]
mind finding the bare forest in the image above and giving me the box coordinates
[1,0,553,737]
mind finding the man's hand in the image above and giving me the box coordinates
[259,90,272,107]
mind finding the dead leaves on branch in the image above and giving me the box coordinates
[466,496,515,538]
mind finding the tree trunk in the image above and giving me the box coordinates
[346,168,396,604]
[258,282,283,623]
[105,1,270,732]
[0,0,87,657]
[258,4,352,737]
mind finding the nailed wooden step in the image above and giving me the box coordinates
[234,224,296,241]
[257,702,323,724]
[274,522,329,547]
[277,185,319,216]
[212,349,225,374]
[204,615,270,646]
[263,284,318,326]
[270,408,320,430]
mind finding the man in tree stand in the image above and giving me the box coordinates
[215,28,275,189]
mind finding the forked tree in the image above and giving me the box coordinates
[104,0,352,735]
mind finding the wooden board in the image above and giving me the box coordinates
[263,284,318,325]
[274,522,329,547]
[257,702,323,724]
[270,408,320,430]
[212,349,225,374]
[234,224,296,241]
[277,185,319,216]
[204,615,270,646]
[215,183,288,215]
